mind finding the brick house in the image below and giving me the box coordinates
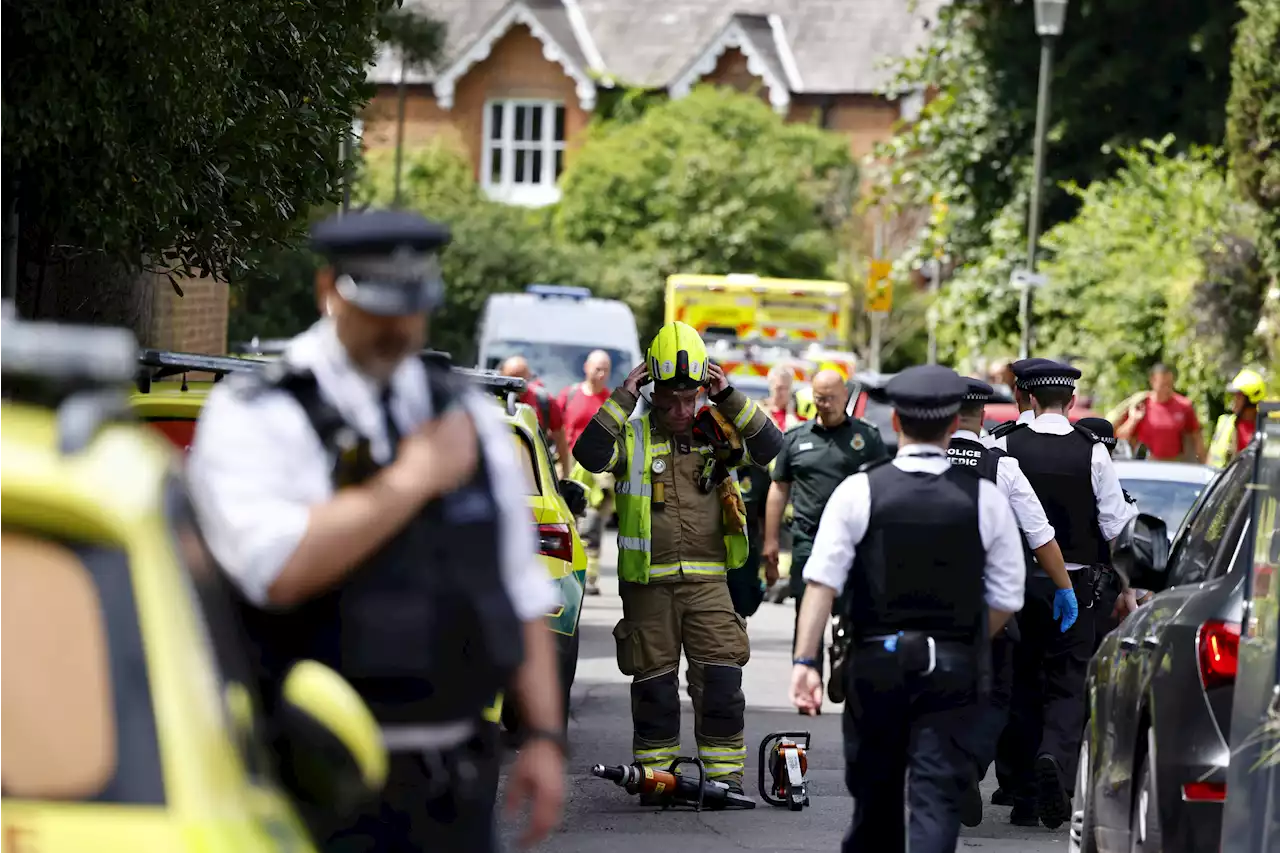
[361,0,938,208]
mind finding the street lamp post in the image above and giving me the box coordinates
[1019,0,1068,360]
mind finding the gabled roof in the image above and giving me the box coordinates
[372,0,943,99]
[667,13,795,114]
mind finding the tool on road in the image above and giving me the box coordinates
[758,731,811,810]
[591,758,756,811]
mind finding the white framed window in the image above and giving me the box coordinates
[481,99,567,207]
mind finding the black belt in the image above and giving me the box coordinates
[855,632,975,676]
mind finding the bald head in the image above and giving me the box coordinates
[584,349,612,391]
[500,356,531,380]
[811,369,850,426]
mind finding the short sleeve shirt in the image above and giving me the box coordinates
[771,416,888,542]
[1131,393,1200,460]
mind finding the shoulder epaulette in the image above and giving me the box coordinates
[990,419,1022,438]
[852,415,881,435]
[1071,423,1102,443]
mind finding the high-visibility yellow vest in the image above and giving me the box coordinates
[1208,413,1238,468]
[615,413,749,583]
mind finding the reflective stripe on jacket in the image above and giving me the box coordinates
[1208,413,1237,468]
[616,412,749,584]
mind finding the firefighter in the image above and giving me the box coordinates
[1206,368,1267,468]
[572,320,784,792]
[791,365,1025,852]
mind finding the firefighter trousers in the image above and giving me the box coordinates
[614,578,751,787]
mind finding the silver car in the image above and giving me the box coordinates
[1113,459,1217,540]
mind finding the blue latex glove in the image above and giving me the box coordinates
[1053,587,1079,633]
[883,633,900,652]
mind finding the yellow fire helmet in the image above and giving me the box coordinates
[647,320,709,390]
[1228,368,1267,405]
[794,386,816,421]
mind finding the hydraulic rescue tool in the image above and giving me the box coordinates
[758,732,812,810]
[591,758,756,811]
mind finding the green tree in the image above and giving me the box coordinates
[2,0,442,339]
[1033,141,1266,415]
[555,86,857,336]
[870,0,1242,361]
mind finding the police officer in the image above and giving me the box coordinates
[573,320,783,792]
[986,358,1039,439]
[187,210,565,852]
[764,369,888,703]
[1077,416,1146,645]
[947,377,1078,826]
[987,360,1137,829]
[791,365,1026,853]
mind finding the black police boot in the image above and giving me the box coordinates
[1035,753,1070,829]
[959,769,984,827]
[991,787,1014,806]
[1009,799,1039,827]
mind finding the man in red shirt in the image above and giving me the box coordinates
[1114,363,1205,462]
[501,356,571,479]
[765,365,795,431]
[559,350,614,595]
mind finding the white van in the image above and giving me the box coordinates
[476,285,642,395]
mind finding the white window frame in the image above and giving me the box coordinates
[481,99,567,207]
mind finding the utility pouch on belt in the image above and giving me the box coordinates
[1086,563,1108,609]
[896,632,936,675]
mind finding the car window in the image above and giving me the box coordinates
[1119,478,1208,534]
[1,530,164,804]
[483,341,631,396]
[1169,451,1253,586]
[858,392,898,446]
[510,427,541,495]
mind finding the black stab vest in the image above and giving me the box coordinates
[230,360,523,724]
[1003,423,1103,566]
[847,461,987,644]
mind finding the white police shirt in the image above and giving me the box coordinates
[802,444,1026,614]
[952,429,1055,550]
[187,318,560,619]
[988,412,1139,571]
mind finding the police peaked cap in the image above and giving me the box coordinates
[310,209,452,316]
[1076,416,1118,449]
[885,365,968,420]
[962,377,995,403]
[1015,359,1082,390]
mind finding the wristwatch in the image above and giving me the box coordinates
[793,657,820,670]
[522,727,570,756]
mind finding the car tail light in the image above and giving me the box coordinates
[1181,781,1226,802]
[1197,620,1241,690]
[536,523,574,563]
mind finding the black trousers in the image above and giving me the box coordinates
[842,650,982,853]
[1000,571,1096,804]
[965,632,1014,782]
[309,725,501,853]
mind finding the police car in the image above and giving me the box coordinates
[130,348,589,734]
[3,317,387,853]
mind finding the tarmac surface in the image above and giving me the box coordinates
[499,538,1069,852]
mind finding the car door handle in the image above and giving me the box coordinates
[1141,635,1161,650]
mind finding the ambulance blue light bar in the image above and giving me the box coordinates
[526,284,591,299]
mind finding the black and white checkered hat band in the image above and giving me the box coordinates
[963,392,988,401]
[1018,375,1077,389]
[894,401,962,420]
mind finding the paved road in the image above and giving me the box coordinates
[501,540,1069,852]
